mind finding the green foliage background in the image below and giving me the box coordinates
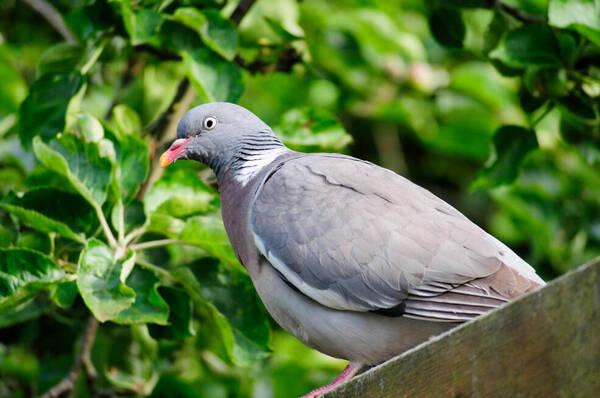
[0,0,599,396]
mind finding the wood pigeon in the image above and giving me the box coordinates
[159,102,545,397]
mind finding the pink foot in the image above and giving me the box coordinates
[300,361,363,398]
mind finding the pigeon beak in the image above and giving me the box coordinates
[159,137,194,167]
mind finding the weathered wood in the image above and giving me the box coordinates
[326,259,600,398]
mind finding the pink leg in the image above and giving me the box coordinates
[300,361,363,398]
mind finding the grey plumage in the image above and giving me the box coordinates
[162,102,545,366]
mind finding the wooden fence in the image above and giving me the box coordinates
[325,259,600,397]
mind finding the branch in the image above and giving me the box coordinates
[130,238,179,251]
[39,316,99,398]
[21,0,77,44]
[93,203,118,249]
[230,0,257,26]
[491,0,545,24]
[235,46,303,75]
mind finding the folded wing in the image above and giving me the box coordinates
[250,154,543,322]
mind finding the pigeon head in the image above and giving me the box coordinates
[159,102,285,180]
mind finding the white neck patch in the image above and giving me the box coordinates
[233,147,287,186]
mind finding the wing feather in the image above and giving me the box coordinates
[250,154,543,321]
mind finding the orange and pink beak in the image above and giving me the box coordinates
[159,137,193,167]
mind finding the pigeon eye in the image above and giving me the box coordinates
[203,116,217,130]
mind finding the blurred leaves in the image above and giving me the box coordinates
[275,107,353,152]
[2,0,600,396]
[182,48,244,102]
[549,0,600,46]
[429,7,465,48]
[472,125,538,189]
[171,8,237,60]
[490,25,561,68]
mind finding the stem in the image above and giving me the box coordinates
[117,200,125,244]
[491,1,545,24]
[123,226,146,247]
[22,0,78,44]
[136,259,173,280]
[39,316,99,398]
[531,102,555,128]
[230,0,257,26]
[130,238,179,251]
[93,204,118,249]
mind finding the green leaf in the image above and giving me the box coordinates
[172,8,237,61]
[181,48,244,103]
[483,12,508,54]
[75,113,104,143]
[201,9,237,61]
[275,108,353,152]
[112,104,142,136]
[146,213,185,238]
[19,72,84,146]
[113,267,169,325]
[472,126,538,190]
[38,43,82,75]
[523,67,569,98]
[76,240,135,322]
[0,224,16,248]
[178,214,238,267]
[0,202,85,243]
[144,168,216,218]
[16,231,50,254]
[559,93,600,143]
[0,248,66,311]
[148,287,194,340]
[0,296,51,328]
[549,0,600,46]
[18,187,96,235]
[112,199,146,237]
[38,40,106,75]
[33,134,113,207]
[436,0,490,6]
[0,56,27,117]
[103,125,149,199]
[121,2,163,46]
[264,17,304,41]
[490,25,561,68]
[429,7,465,48]
[172,261,270,366]
[50,281,78,309]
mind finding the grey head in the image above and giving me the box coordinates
[160,102,287,181]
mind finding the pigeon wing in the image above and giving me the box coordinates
[250,154,543,321]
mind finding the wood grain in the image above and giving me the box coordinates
[326,259,600,398]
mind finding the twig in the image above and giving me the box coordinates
[21,0,77,44]
[39,316,99,398]
[136,259,173,280]
[93,203,118,249]
[235,46,303,75]
[123,226,146,247]
[130,238,179,251]
[230,0,257,26]
[491,0,545,24]
[531,102,555,128]
[134,44,182,61]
